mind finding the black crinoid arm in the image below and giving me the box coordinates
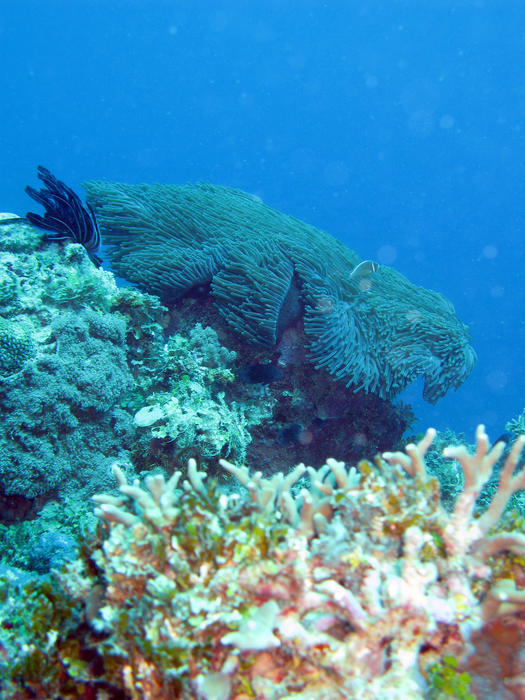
[25,165,102,266]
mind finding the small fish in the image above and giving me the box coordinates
[237,363,284,384]
[350,260,380,280]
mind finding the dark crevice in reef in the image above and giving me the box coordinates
[169,294,414,476]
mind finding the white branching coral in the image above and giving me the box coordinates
[384,425,525,624]
[88,426,525,699]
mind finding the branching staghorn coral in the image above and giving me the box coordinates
[2,426,518,699]
[383,426,525,624]
[3,426,525,697]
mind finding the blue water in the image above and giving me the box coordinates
[1,0,524,440]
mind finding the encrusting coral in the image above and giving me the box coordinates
[0,215,135,505]
[0,315,35,378]
[84,180,476,403]
[3,425,525,699]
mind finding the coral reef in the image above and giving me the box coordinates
[84,180,476,403]
[508,409,525,441]
[6,201,519,699]
[0,215,135,506]
[9,177,421,490]
[160,293,414,473]
[133,323,275,465]
[417,428,468,512]
[0,315,35,378]
[2,426,525,698]
[6,204,387,500]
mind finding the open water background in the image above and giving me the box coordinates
[1,0,524,440]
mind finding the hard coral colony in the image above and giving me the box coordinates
[5,426,524,699]
[90,427,525,699]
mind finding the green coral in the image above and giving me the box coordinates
[0,214,42,253]
[0,494,95,570]
[0,316,34,377]
[0,572,102,699]
[136,386,253,460]
[0,269,18,307]
[42,263,113,310]
[0,219,138,503]
[0,215,275,534]
[425,656,475,700]
[110,286,168,358]
[159,323,237,385]
[85,180,476,404]
[507,408,525,439]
